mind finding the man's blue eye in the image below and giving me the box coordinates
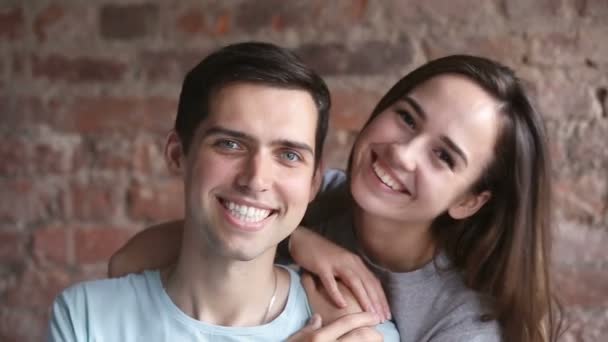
[219,140,239,149]
[282,151,301,162]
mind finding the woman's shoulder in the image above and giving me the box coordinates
[319,168,348,192]
[303,169,351,226]
[387,261,502,341]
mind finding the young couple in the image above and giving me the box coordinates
[49,41,561,342]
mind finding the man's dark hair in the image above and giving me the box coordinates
[175,41,331,167]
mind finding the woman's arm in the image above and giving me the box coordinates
[107,220,184,277]
[289,227,391,321]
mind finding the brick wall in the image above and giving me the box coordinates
[1,1,606,341]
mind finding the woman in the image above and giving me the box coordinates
[110,55,562,341]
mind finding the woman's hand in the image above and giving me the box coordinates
[287,313,382,342]
[108,220,184,277]
[289,227,391,321]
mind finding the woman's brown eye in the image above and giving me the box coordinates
[396,109,416,130]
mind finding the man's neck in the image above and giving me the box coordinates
[161,223,288,327]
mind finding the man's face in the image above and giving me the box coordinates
[175,82,319,261]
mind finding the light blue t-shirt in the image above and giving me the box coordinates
[48,264,400,341]
[48,266,310,341]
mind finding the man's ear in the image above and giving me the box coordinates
[448,190,491,220]
[309,160,325,202]
[164,130,186,175]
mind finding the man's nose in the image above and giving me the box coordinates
[235,152,272,193]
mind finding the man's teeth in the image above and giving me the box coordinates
[225,201,271,223]
[372,162,404,191]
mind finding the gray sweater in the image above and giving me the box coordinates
[302,169,502,342]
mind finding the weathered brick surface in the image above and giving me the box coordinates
[1,1,607,340]
[99,3,159,40]
[0,6,24,41]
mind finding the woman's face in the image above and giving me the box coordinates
[350,74,502,226]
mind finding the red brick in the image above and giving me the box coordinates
[99,3,159,40]
[64,96,175,134]
[580,27,608,65]
[0,6,24,40]
[504,0,567,19]
[213,13,231,35]
[234,1,310,32]
[553,222,608,266]
[0,137,28,176]
[32,227,72,265]
[423,34,526,66]
[0,308,49,342]
[420,0,499,23]
[68,180,118,221]
[0,179,61,225]
[528,32,582,66]
[554,171,607,225]
[138,49,208,81]
[176,9,206,35]
[0,231,26,265]
[34,4,64,42]
[581,0,608,18]
[554,266,608,307]
[6,267,72,309]
[533,71,599,120]
[31,54,127,83]
[295,38,414,76]
[3,96,46,131]
[330,88,381,131]
[31,139,73,174]
[561,307,608,341]
[72,135,133,172]
[0,133,74,176]
[132,135,169,175]
[74,227,136,264]
[127,179,184,222]
[323,130,358,169]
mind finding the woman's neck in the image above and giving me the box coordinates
[353,207,437,273]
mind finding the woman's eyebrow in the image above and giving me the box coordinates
[441,136,468,166]
[402,96,426,121]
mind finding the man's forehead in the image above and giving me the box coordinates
[197,83,318,147]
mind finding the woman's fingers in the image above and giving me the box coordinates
[318,272,347,308]
[337,265,390,321]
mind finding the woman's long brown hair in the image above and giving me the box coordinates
[360,55,563,342]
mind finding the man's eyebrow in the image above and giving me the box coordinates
[202,126,253,141]
[273,139,314,156]
[202,126,315,156]
[402,96,427,121]
[441,136,468,166]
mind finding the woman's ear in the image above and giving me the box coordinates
[164,130,186,175]
[448,191,491,220]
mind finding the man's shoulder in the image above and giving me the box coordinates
[57,271,158,311]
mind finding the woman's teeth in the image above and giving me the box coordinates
[372,162,404,191]
[225,200,271,223]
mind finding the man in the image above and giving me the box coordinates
[48,42,398,341]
